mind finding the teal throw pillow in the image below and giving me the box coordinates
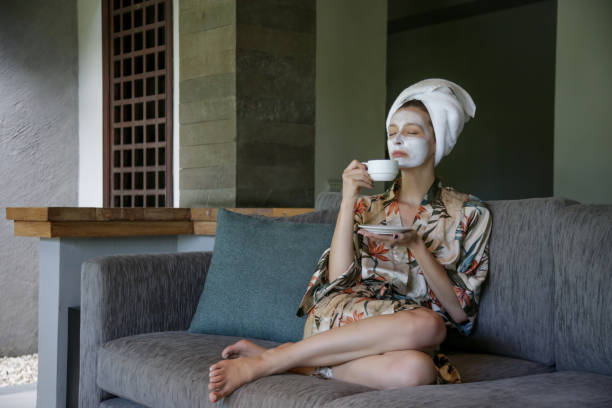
[188,208,335,343]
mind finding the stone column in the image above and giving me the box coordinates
[179,0,315,208]
[179,0,237,207]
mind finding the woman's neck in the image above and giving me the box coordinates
[397,166,436,207]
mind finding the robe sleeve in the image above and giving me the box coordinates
[438,195,492,335]
[296,196,367,317]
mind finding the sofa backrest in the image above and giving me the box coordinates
[443,197,576,365]
[552,204,612,376]
[315,192,344,212]
[314,191,576,366]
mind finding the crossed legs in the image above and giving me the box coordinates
[208,307,446,403]
[329,348,439,389]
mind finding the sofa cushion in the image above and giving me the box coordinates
[442,197,577,366]
[315,192,343,212]
[269,208,339,224]
[188,208,335,343]
[97,331,373,408]
[553,204,612,376]
[441,349,554,383]
[321,371,612,408]
[99,398,146,407]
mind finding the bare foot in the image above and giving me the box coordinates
[208,356,268,403]
[221,339,267,359]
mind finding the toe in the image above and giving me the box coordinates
[209,392,216,403]
[221,345,234,359]
[208,380,225,390]
[208,374,223,382]
[209,391,222,403]
[210,370,223,379]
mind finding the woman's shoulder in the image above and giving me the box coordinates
[438,182,489,218]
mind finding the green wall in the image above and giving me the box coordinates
[387,1,557,201]
[314,0,388,198]
[554,0,612,204]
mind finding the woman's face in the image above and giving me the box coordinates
[387,107,436,168]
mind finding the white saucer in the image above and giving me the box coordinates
[358,224,412,235]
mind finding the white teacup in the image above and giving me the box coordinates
[363,159,399,181]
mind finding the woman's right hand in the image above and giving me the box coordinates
[341,160,373,201]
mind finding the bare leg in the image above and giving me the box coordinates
[218,340,315,375]
[216,340,438,388]
[330,349,438,389]
[221,339,268,359]
[208,308,445,403]
[221,338,438,361]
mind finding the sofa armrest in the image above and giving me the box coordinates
[79,251,212,408]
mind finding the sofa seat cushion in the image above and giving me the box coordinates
[99,397,146,407]
[322,371,612,408]
[441,349,554,383]
[97,331,374,408]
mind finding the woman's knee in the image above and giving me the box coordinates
[427,312,447,345]
[394,309,446,348]
[382,350,437,389]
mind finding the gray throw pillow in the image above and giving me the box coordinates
[188,208,336,343]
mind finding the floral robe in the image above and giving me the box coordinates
[295,175,492,384]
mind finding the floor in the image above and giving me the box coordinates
[0,383,37,408]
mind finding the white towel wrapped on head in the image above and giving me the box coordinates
[386,78,476,167]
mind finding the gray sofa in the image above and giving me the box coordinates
[79,193,612,407]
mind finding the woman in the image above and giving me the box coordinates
[207,78,492,403]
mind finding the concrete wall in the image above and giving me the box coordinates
[0,0,78,356]
[178,0,237,207]
[179,0,316,208]
[236,0,316,207]
[387,1,557,201]
[554,0,612,204]
[314,0,388,198]
[388,0,475,20]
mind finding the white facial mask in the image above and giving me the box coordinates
[387,136,429,168]
[387,109,432,168]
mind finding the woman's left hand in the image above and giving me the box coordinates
[357,229,422,250]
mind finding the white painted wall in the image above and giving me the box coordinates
[77,0,103,207]
[173,0,180,206]
[77,0,180,207]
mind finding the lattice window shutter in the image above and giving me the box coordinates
[103,0,173,207]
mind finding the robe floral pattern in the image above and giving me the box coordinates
[296,175,492,385]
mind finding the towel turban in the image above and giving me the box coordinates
[386,78,476,167]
